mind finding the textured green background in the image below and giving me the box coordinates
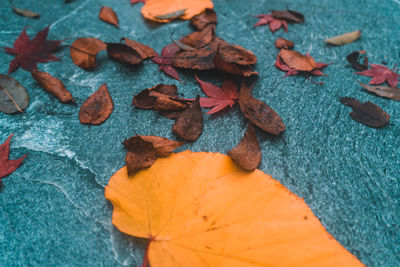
[1,0,400,266]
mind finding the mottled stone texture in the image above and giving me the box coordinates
[1,0,400,266]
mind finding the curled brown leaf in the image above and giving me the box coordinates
[122,38,157,59]
[106,43,143,65]
[275,38,294,49]
[172,95,203,141]
[31,70,74,103]
[70,38,107,70]
[79,83,114,125]
[190,8,217,30]
[99,6,119,28]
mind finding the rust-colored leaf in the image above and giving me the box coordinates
[179,24,214,48]
[271,9,304,23]
[70,38,107,70]
[31,70,74,103]
[214,45,258,76]
[239,82,285,135]
[340,97,390,128]
[172,95,203,141]
[123,135,183,175]
[275,38,294,49]
[279,49,317,71]
[79,83,114,125]
[228,123,261,171]
[99,6,119,28]
[190,8,217,30]
[359,82,400,101]
[0,134,27,181]
[215,43,257,65]
[106,43,143,65]
[122,38,157,59]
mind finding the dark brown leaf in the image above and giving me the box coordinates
[190,8,217,30]
[79,83,114,125]
[340,97,390,128]
[271,9,304,23]
[179,24,214,48]
[99,6,119,28]
[214,46,258,76]
[214,43,257,65]
[70,38,107,70]
[123,135,183,175]
[275,38,294,49]
[31,70,74,103]
[228,123,261,171]
[122,38,157,59]
[239,82,285,135]
[346,51,368,71]
[107,43,143,65]
[172,95,203,141]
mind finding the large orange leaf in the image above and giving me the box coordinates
[105,151,364,267]
[141,0,213,22]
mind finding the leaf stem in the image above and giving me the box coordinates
[0,85,23,113]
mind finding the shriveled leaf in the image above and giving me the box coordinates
[279,49,317,71]
[31,70,74,104]
[79,83,114,125]
[340,97,390,128]
[179,24,214,48]
[105,151,364,267]
[356,64,400,88]
[228,123,261,171]
[70,37,107,69]
[122,135,183,175]
[99,6,119,28]
[141,0,213,22]
[190,8,217,30]
[324,30,361,46]
[5,26,61,74]
[0,74,29,114]
[239,82,285,135]
[0,134,27,181]
[172,95,203,141]
[275,38,294,49]
[359,82,400,101]
[106,43,143,65]
[346,51,368,71]
[12,5,40,18]
[122,38,157,59]
[271,9,304,23]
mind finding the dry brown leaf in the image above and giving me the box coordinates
[190,8,217,30]
[359,82,400,101]
[279,49,317,71]
[70,38,107,70]
[324,30,361,46]
[31,70,74,103]
[99,6,119,28]
[79,83,114,125]
[122,38,157,59]
[239,82,285,135]
[214,46,258,76]
[275,38,294,49]
[172,95,203,141]
[141,0,213,22]
[228,123,261,171]
[179,24,214,48]
[106,43,143,65]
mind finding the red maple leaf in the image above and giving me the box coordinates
[0,134,27,181]
[356,64,400,88]
[254,14,288,32]
[195,74,238,114]
[274,53,330,83]
[130,0,145,4]
[151,43,182,82]
[4,26,61,74]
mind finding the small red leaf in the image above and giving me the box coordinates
[0,134,27,181]
[356,64,400,88]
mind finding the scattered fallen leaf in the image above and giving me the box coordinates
[254,14,288,32]
[152,43,182,81]
[340,97,390,128]
[122,38,157,59]
[99,6,119,28]
[12,4,40,19]
[0,74,29,114]
[195,74,238,114]
[172,96,203,141]
[356,64,400,88]
[0,134,27,181]
[106,43,143,66]
[239,82,285,135]
[324,30,361,45]
[79,83,114,125]
[105,151,364,267]
[190,8,217,30]
[359,82,400,101]
[279,49,316,71]
[122,135,183,175]
[131,0,145,4]
[346,51,368,71]
[179,24,214,48]
[31,70,74,103]
[275,38,294,49]
[228,123,261,171]
[70,37,107,69]
[141,0,213,22]
[271,9,304,23]
[5,26,61,74]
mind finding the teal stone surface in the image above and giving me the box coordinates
[1,0,400,266]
